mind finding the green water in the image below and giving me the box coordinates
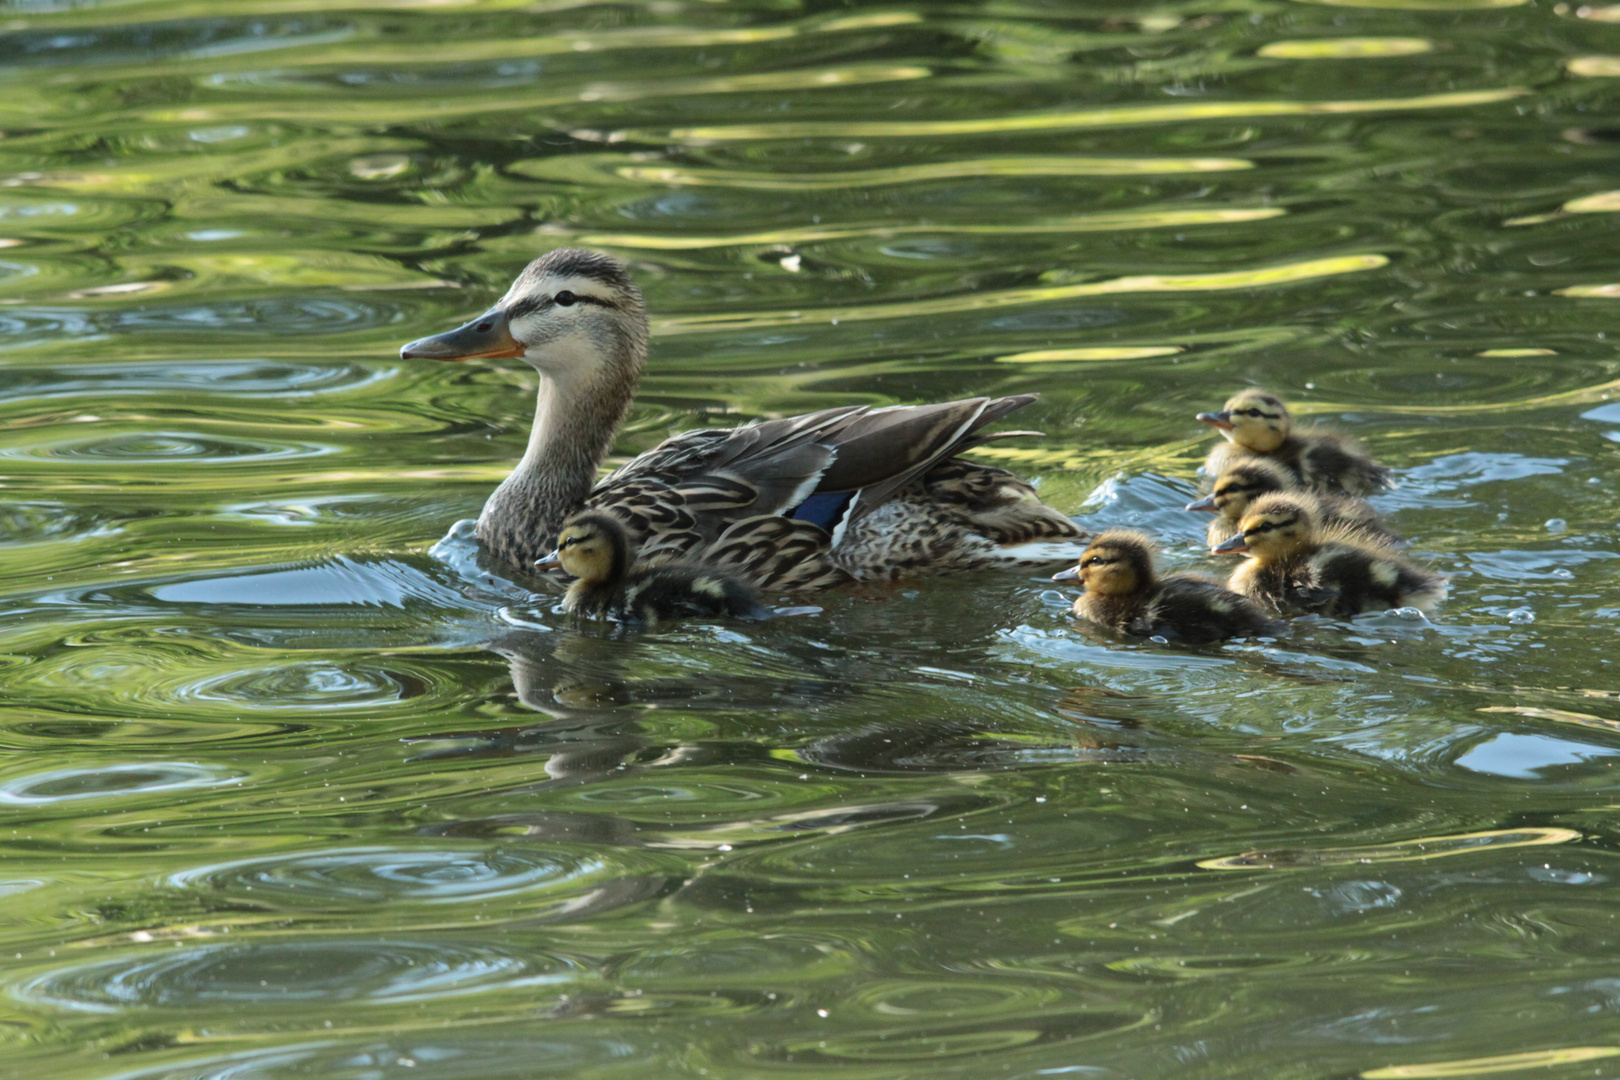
[3,0,1620,1077]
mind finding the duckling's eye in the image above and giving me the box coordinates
[554,290,577,307]
[559,536,579,549]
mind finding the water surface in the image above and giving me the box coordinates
[3,1,1620,1077]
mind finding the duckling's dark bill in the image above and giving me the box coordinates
[1211,534,1249,554]
[1051,566,1081,582]
[1185,494,1218,512]
[1196,411,1234,430]
[533,550,563,571]
[400,310,522,361]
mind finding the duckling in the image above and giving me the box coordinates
[1186,458,1400,548]
[1053,530,1283,644]
[536,511,767,626]
[1198,389,1391,496]
[1212,494,1446,618]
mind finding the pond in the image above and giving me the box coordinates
[2,0,1620,1077]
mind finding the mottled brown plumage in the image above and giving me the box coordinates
[1198,390,1391,496]
[400,248,1090,589]
[1213,495,1445,618]
[1053,530,1283,643]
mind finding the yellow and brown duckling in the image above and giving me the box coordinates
[1187,458,1400,548]
[1212,494,1446,619]
[1198,389,1391,496]
[536,511,767,626]
[1053,530,1283,644]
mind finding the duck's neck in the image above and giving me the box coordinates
[477,357,639,570]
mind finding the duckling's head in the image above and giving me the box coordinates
[1187,459,1293,518]
[400,248,649,386]
[1197,390,1291,453]
[1053,530,1155,596]
[1212,494,1316,559]
[537,511,630,585]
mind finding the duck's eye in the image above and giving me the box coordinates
[554,290,577,307]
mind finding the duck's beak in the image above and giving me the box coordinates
[1051,566,1081,582]
[1196,410,1234,431]
[1185,494,1218,512]
[400,308,523,362]
[1211,533,1249,555]
[534,549,564,572]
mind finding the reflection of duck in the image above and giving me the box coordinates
[1054,530,1282,643]
[1187,459,1399,547]
[400,248,1089,588]
[1213,494,1445,618]
[1198,390,1391,495]
[537,511,766,626]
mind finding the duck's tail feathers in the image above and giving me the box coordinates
[989,538,1097,566]
[817,395,1040,527]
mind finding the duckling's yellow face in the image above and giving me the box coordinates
[1210,463,1287,520]
[1076,537,1149,597]
[1211,391,1291,453]
[1232,500,1313,560]
[554,522,615,584]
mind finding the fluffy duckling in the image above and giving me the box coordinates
[1198,389,1391,496]
[1212,494,1445,618]
[1186,458,1400,548]
[1053,530,1283,644]
[537,511,767,626]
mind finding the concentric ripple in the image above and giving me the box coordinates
[0,431,338,464]
[0,762,242,806]
[167,845,619,906]
[15,940,581,1011]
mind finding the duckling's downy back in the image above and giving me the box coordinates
[622,565,769,626]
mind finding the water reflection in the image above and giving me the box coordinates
[6,0,1620,1076]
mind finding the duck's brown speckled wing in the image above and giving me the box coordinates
[835,460,1090,578]
[704,516,852,592]
[581,396,1081,587]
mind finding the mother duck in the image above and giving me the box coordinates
[400,248,1089,590]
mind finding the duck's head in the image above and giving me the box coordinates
[399,248,648,386]
[1186,459,1292,517]
[1212,494,1315,558]
[1052,529,1154,596]
[534,510,630,585]
[1197,390,1291,453]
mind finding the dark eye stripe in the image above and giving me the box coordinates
[507,292,615,320]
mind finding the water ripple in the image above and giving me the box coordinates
[635,88,1527,141]
[0,431,338,464]
[167,845,616,905]
[0,762,242,806]
[15,940,580,1011]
